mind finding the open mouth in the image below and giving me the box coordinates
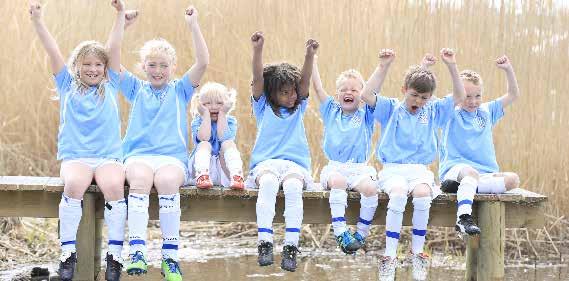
[343,96,354,103]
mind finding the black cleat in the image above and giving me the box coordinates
[257,241,274,266]
[456,214,481,237]
[58,252,77,281]
[441,179,460,193]
[280,245,300,272]
[105,252,123,281]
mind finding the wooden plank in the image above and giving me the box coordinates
[477,201,505,281]
[465,235,480,281]
[75,193,97,281]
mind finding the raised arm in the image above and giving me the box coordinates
[107,0,126,73]
[251,31,264,100]
[196,102,212,142]
[298,39,319,99]
[361,49,396,106]
[29,1,64,74]
[495,56,519,108]
[310,56,328,104]
[421,53,437,69]
[440,48,465,105]
[185,6,209,87]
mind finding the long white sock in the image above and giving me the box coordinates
[329,189,348,236]
[385,195,407,257]
[283,178,303,246]
[105,199,127,258]
[59,194,83,253]
[356,194,378,238]
[128,193,149,255]
[478,176,506,194]
[194,147,211,175]
[411,197,431,254]
[256,174,279,243]
[223,147,243,177]
[159,193,181,261]
[457,176,477,219]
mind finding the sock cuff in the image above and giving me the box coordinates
[387,195,407,213]
[412,196,431,210]
[360,194,379,208]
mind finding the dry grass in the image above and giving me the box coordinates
[0,1,567,213]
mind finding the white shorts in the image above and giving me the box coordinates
[319,161,377,190]
[124,155,187,178]
[245,159,314,190]
[443,163,502,188]
[378,163,440,198]
[187,154,231,187]
[60,158,123,177]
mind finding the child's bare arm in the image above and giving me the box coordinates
[29,1,64,74]
[185,6,209,87]
[196,102,212,141]
[298,39,319,99]
[421,53,437,68]
[361,49,395,106]
[310,56,328,104]
[495,56,519,108]
[107,0,126,73]
[251,31,264,100]
[440,48,465,105]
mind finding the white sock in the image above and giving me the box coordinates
[256,174,279,243]
[385,195,407,257]
[356,194,378,238]
[159,193,181,261]
[128,193,149,255]
[223,147,243,177]
[478,176,506,194]
[59,194,83,253]
[457,176,477,219]
[411,197,431,254]
[283,178,303,246]
[329,189,348,236]
[105,199,127,258]
[194,147,211,176]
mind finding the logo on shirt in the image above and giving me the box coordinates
[418,110,429,124]
[350,114,363,128]
[474,115,487,129]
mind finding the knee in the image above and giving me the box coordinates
[327,173,347,190]
[197,141,213,151]
[389,185,408,197]
[460,166,479,181]
[504,173,520,190]
[220,140,236,152]
[412,184,431,198]
[154,172,183,190]
[387,194,407,213]
[356,178,378,197]
[63,175,91,198]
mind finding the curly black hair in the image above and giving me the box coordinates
[263,62,302,116]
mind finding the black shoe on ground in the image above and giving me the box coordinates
[441,179,460,193]
[280,245,300,272]
[257,241,274,266]
[456,214,481,236]
[58,252,77,281]
[105,252,123,281]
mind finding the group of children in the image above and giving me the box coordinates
[29,1,520,281]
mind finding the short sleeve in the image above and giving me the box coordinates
[433,95,455,127]
[191,116,203,145]
[364,103,376,130]
[373,96,397,127]
[488,100,505,125]
[107,68,120,91]
[220,116,238,142]
[319,96,336,121]
[175,71,196,104]
[119,70,143,102]
[54,67,73,97]
[251,94,267,117]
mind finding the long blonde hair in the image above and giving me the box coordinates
[191,82,237,117]
[67,40,109,99]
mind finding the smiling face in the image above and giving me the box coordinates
[78,53,106,86]
[402,86,432,114]
[200,95,224,121]
[336,77,364,114]
[275,83,298,109]
[143,54,175,89]
[461,80,483,112]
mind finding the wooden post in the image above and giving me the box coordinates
[477,201,505,281]
[465,235,480,280]
[94,219,103,280]
[75,193,97,281]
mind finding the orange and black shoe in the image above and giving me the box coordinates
[230,175,245,190]
[196,174,213,189]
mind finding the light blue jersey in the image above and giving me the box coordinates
[374,95,455,165]
[190,115,237,156]
[439,100,505,180]
[320,96,375,163]
[55,67,122,160]
[120,70,195,165]
[249,95,311,170]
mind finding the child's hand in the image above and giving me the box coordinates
[251,31,264,50]
[111,0,125,12]
[305,39,319,56]
[379,49,396,66]
[124,10,139,29]
[495,55,512,71]
[421,53,437,67]
[29,1,42,21]
[221,101,232,113]
[440,48,456,65]
[185,6,198,27]
[197,102,209,116]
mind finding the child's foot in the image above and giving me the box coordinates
[353,231,366,248]
[410,252,430,281]
[335,230,361,254]
[378,255,397,281]
[196,174,213,189]
[230,175,245,190]
[58,251,77,281]
[280,244,300,272]
[456,214,481,237]
[126,251,148,276]
[440,179,460,193]
[257,240,274,266]
[105,252,123,281]
[161,258,183,281]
